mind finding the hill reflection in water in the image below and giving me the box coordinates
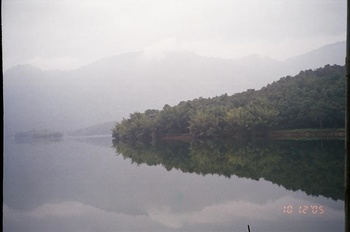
[113,139,344,201]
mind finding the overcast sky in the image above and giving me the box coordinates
[2,0,347,71]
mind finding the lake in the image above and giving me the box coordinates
[3,136,345,232]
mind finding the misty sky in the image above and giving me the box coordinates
[2,0,346,71]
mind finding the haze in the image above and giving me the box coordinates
[2,0,346,71]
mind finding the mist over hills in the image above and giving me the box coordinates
[3,41,345,137]
[285,41,346,71]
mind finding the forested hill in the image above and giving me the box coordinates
[112,64,345,141]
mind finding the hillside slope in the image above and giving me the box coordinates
[3,42,345,137]
[113,65,345,141]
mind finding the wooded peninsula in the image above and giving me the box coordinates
[112,64,345,142]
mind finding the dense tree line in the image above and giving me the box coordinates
[112,64,345,141]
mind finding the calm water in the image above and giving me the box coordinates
[3,137,345,232]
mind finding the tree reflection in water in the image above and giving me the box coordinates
[113,139,344,201]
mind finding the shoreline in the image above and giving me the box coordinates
[270,128,345,139]
[159,128,345,141]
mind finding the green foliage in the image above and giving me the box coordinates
[224,100,279,135]
[261,65,345,129]
[112,65,345,141]
[188,110,222,138]
[113,110,159,142]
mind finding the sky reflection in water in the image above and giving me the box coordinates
[3,137,344,232]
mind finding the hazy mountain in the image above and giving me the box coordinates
[285,41,346,72]
[3,41,346,137]
[68,121,116,137]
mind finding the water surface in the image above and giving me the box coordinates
[3,137,344,232]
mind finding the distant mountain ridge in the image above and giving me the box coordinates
[284,41,346,71]
[3,41,346,137]
[68,121,115,137]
